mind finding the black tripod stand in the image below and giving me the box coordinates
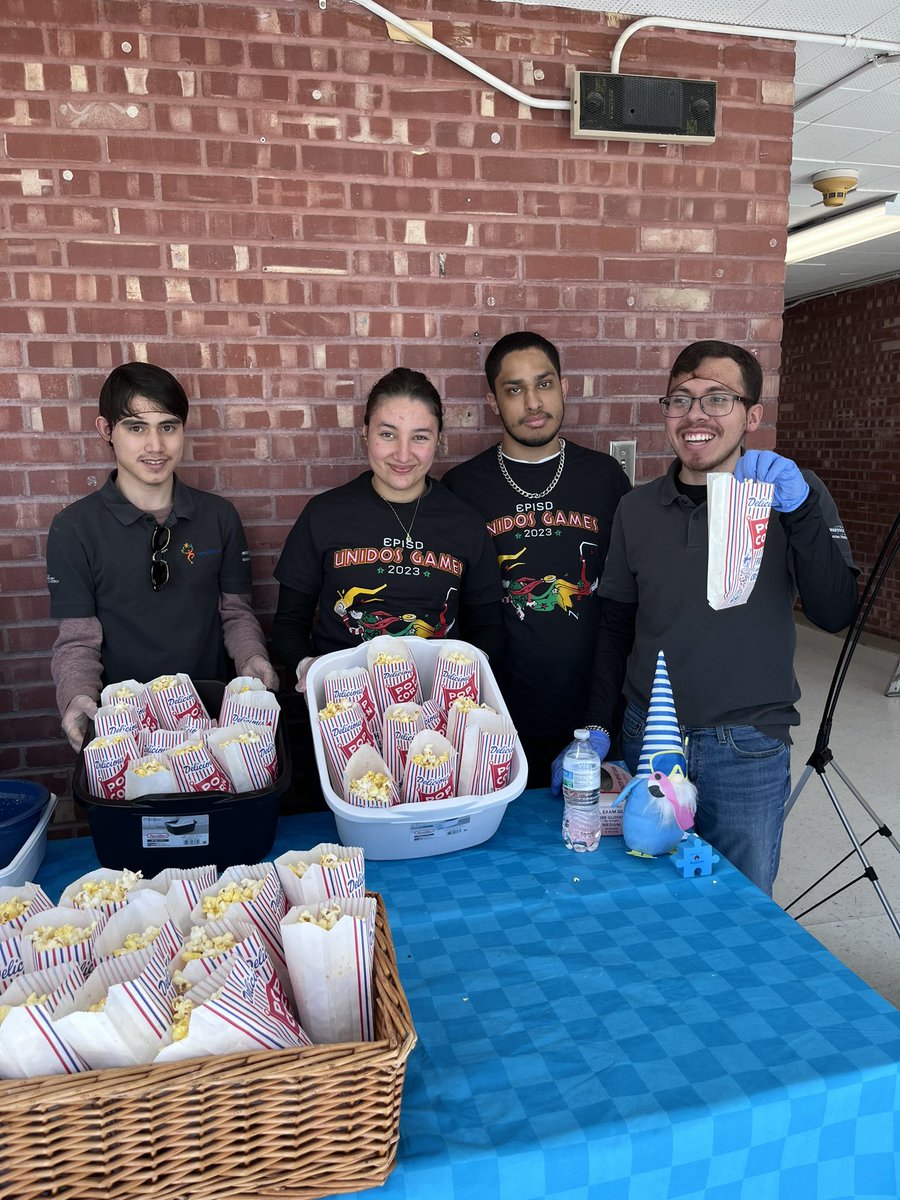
[783,512,900,938]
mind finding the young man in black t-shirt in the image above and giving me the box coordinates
[443,332,631,784]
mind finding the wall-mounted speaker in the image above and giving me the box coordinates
[571,71,716,144]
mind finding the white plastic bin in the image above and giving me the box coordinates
[306,639,527,860]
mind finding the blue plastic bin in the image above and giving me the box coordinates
[0,781,51,866]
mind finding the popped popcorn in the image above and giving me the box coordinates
[30,922,96,951]
[132,758,169,777]
[288,851,353,877]
[318,699,355,720]
[411,744,451,768]
[172,996,196,1041]
[71,868,142,908]
[218,731,261,748]
[151,675,177,692]
[451,696,495,715]
[372,652,407,665]
[87,997,108,1012]
[113,926,161,956]
[0,992,48,1024]
[348,771,394,805]
[0,896,31,924]
[385,709,420,723]
[443,651,475,665]
[178,926,239,961]
[91,732,136,750]
[113,687,139,701]
[201,878,265,918]
[295,902,344,931]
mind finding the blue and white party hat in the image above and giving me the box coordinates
[636,650,687,778]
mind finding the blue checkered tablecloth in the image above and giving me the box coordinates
[37,790,900,1200]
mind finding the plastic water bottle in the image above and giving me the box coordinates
[562,729,601,852]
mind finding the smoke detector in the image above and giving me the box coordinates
[812,168,859,207]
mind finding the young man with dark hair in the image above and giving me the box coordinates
[47,362,278,750]
[569,339,859,895]
[443,331,631,783]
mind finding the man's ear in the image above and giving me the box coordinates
[561,377,569,402]
[487,390,499,417]
[95,416,113,444]
[746,403,764,433]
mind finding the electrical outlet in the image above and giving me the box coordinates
[609,440,636,484]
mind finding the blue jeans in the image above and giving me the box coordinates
[620,702,790,896]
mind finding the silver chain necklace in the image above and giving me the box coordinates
[384,493,422,548]
[496,438,566,500]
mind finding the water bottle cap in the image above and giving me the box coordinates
[573,729,589,740]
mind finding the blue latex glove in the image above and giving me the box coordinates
[733,450,810,513]
[550,728,611,796]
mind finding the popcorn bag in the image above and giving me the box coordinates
[140,727,189,756]
[192,865,288,977]
[170,920,264,989]
[101,680,158,733]
[20,906,103,975]
[367,636,422,715]
[446,697,497,759]
[53,953,178,1071]
[143,866,218,933]
[124,753,178,800]
[430,648,479,713]
[324,667,379,741]
[456,712,517,798]
[318,700,377,790]
[154,954,309,1064]
[91,890,183,981]
[420,699,447,737]
[0,964,89,1079]
[281,896,377,1043]
[177,715,217,734]
[707,472,775,610]
[401,731,457,805]
[147,673,210,729]
[219,680,281,732]
[0,884,54,936]
[341,747,399,810]
[94,702,141,741]
[83,731,141,801]
[381,704,424,782]
[60,867,144,920]
[0,933,24,989]
[207,723,278,793]
[169,735,233,794]
[274,843,366,907]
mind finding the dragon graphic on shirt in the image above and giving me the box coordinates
[334,584,458,641]
[498,542,598,621]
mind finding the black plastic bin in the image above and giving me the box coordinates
[73,681,291,872]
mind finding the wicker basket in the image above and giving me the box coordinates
[0,893,416,1200]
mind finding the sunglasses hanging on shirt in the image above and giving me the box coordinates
[150,524,171,592]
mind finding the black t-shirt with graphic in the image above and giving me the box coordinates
[274,472,502,655]
[443,441,630,741]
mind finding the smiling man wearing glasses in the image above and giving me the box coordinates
[46,362,278,751]
[569,339,859,896]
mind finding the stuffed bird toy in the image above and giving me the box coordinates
[613,650,698,857]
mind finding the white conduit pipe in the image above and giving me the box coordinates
[341,1,900,113]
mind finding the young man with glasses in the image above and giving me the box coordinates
[47,362,278,750]
[566,339,859,895]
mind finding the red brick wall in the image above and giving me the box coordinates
[780,281,900,641]
[0,0,794,833]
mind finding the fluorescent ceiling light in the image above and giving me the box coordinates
[786,197,900,264]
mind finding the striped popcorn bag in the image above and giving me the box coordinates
[457,714,517,798]
[430,646,479,713]
[707,472,775,610]
[169,735,233,794]
[367,636,421,716]
[93,702,141,741]
[207,723,278,793]
[381,704,424,783]
[0,883,53,937]
[324,667,380,741]
[101,680,159,734]
[140,726,188,755]
[401,731,457,804]
[146,673,210,729]
[21,905,103,976]
[0,933,24,988]
[0,964,90,1078]
[192,866,288,978]
[446,696,497,759]
[420,698,447,736]
[341,747,400,810]
[142,865,218,933]
[281,895,377,1044]
[274,843,366,906]
[83,731,141,801]
[318,700,376,790]
[219,681,281,732]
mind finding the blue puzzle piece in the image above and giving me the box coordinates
[673,835,719,878]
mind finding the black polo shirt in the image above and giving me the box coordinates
[47,472,252,685]
[598,459,856,738]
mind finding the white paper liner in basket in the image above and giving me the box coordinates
[52,952,177,1071]
[281,895,377,1043]
[430,647,479,713]
[0,964,88,1078]
[207,722,278,793]
[274,843,366,905]
[341,746,400,810]
[401,731,458,804]
[367,635,422,715]
[456,711,517,797]
[146,673,210,728]
[324,667,379,742]
[154,953,308,1063]
[0,883,53,938]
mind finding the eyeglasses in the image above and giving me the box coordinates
[150,524,171,592]
[658,393,748,418]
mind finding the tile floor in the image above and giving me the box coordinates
[774,621,900,1008]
